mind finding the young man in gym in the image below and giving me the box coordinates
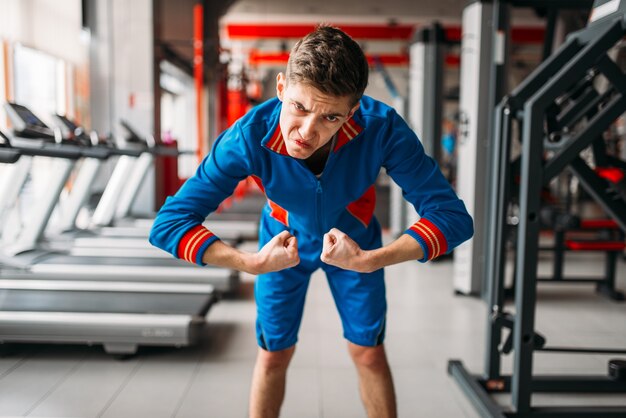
[150,25,473,418]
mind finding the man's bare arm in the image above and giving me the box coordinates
[320,228,424,273]
[202,230,300,275]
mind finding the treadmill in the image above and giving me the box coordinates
[0,130,218,355]
[47,112,259,252]
[1,104,238,292]
[94,118,258,237]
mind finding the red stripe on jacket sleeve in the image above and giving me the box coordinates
[408,218,448,260]
[177,225,215,263]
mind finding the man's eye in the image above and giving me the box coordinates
[293,103,305,111]
[325,115,338,122]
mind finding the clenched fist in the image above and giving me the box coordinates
[254,230,300,274]
[321,228,372,272]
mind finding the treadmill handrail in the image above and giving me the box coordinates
[0,148,20,164]
[5,135,123,161]
[78,146,112,159]
[0,279,215,294]
[28,263,233,279]
[8,139,83,159]
[109,146,144,157]
[0,311,198,326]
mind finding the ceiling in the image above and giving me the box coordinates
[222,0,544,24]
[156,0,594,76]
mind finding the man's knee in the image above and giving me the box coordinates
[347,342,389,370]
[256,345,296,372]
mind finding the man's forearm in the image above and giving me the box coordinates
[201,230,300,275]
[201,240,261,275]
[362,234,424,272]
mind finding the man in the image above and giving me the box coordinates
[150,25,473,418]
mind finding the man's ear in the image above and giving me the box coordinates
[347,102,360,119]
[276,73,286,101]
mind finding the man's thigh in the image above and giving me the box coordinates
[324,265,387,347]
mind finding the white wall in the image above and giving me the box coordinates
[31,0,86,64]
[0,0,32,44]
[0,0,88,129]
[88,0,153,137]
[0,0,155,215]
[88,0,155,215]
[111,0,154,138]
[0,0,86,65]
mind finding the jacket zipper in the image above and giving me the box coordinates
[292,147,338,238]
[314,149,339,237]
[315,180,323,236]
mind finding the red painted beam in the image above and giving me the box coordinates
[248,49,462,67]
[227,23,546,44]
[444,25,545,44]
[511,27,545,44]
[445,54,460,67]
[366,54,409,66]
[248,50,410,66]
[248,51,290,65]
[227,23,415,40]
[193,4,204,163]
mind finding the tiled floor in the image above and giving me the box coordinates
[0,248,624,417]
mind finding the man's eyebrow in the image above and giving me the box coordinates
[322,111,345,118]
[291,99,308,111]
[290,99,346,118]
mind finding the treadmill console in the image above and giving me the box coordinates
[51,114,93,147]
[120,119,146,144]
[4,102,55,140]
[52,113,79,133]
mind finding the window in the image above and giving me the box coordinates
[13,43,64,124]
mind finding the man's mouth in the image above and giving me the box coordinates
[293,139,312,149]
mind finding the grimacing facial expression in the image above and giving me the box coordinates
[276,72,359,160]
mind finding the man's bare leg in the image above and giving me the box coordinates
[249,345,296,418]
[348,342,397,418]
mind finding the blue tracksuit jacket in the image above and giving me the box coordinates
[149,96,473,265]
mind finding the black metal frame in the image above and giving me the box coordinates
[449,2,626,416]
[535,57,624,298]
[411,23,445,164]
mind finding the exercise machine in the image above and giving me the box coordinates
[449,1,626,416]
[0,130,219,355]
[453,0,596,296]
[48,112,259,245]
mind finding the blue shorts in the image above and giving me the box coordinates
[255,209,387,352]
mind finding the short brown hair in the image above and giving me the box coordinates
[286,25,369,106]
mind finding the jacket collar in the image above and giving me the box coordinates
[263,123,290,156]
[333,117,364,152]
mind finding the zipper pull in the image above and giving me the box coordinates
[316,182,322,193]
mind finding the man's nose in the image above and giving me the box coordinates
[299,115,317,140]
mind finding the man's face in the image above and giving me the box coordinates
[276,73,359,159]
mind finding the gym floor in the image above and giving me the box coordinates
[0,242,624,417]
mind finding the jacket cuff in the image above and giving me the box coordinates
[405,218,448,262]
[177,225,220,265]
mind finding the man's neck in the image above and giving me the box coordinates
[304,136,335,176]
